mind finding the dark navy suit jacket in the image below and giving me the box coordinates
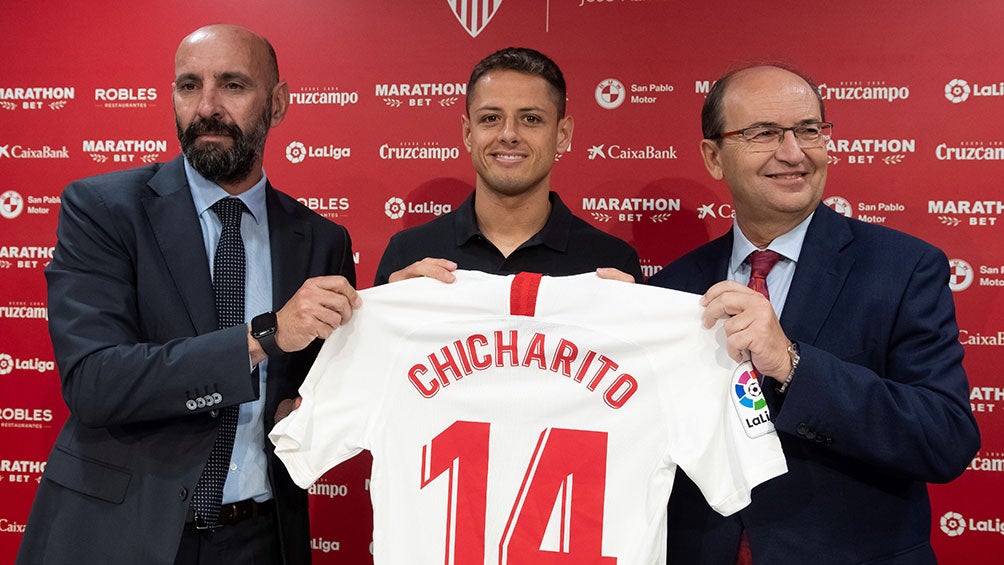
[18,156,355,565]
[649,203,979,565]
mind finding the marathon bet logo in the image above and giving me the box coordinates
[0,459,47,485]
[970,386,1004,415]
[0,245,54,270]
[82,139,167,164]
[586,144,677,161]
[582,197,679,223]
[944,78,1004,103]
[289,87,358,107]
[825,137,915,165]
[374,81,466,108]
[948,259,973,292]
[383,197,452,220]
[94,87,157,109]
[285,141,351,163]
[0,86,74,111]
[928,199,1003,227]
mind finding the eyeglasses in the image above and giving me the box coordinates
[714,122,833,152]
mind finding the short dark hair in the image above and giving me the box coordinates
[466,47,567,117]
[702,63,825,141]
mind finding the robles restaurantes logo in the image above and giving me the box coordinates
[0,86,74,111]
[384,197,452,220]
[285,141,351,164]
[94,87,157,109]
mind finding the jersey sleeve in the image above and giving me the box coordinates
[657,309,788,516]
[269,299,390,488]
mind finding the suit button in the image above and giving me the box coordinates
[211,392,223,404]
[796,423,809,436]
[179,487,189,501]
[805,430,816,440]
[186,399,198,411]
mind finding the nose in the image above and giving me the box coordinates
[196,86,223,120]
[498,116,519,144]
[773,129,805,164]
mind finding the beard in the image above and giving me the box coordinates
[176,102,271,186]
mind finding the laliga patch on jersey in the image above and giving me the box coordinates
[731,361,775,438]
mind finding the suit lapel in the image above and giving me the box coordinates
[265,184,312,308]
[143,156,218,335]
[780,203,855,344]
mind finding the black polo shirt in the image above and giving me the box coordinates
[374,191,643,286]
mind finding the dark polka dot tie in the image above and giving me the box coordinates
[192,197,247,529]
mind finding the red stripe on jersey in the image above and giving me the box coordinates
[510,272,543,317]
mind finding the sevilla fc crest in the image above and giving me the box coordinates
[447,0,502,38]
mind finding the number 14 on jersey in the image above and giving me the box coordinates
[421,420,618,564]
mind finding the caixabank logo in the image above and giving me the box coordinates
[0,143,69,160]
[384,197,452,220]
[939,511,1004,537]
[0,86,74,111]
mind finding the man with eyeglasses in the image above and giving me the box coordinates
[649,64,979,564]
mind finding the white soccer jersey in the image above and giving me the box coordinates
[270,271,786,565]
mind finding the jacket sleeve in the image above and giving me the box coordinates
[45,179,258,429]
[774,245,980,483]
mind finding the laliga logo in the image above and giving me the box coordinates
[595,79,625,110]
[385,197,406,219]
[945,79,971,103]
[941,512,966,537]
[0,353,13,375]
[286,141,307,164]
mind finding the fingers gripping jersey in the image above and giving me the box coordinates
[270,271,786,564]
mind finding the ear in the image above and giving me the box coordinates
[699,138,725,180]
[556,115,574,156]
[269,81,290,127]
[461,113,472,152]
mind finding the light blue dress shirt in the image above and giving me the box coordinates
[185,158,273,504]
[727,213,813,317]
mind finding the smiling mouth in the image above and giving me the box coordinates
[765,172,807,180]
[492,151,527,162]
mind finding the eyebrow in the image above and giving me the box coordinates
[473,104,548,114]
[174,71,255,84]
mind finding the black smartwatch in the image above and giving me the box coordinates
[251,312,284,357]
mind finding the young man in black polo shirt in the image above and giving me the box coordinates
[375,47,641,285]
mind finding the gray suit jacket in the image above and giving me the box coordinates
[17,156,355,565]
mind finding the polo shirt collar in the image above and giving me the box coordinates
[455,190,572,252]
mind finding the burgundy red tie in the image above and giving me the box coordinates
[736,249,783,565]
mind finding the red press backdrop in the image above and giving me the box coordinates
[1,0,1002,562]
